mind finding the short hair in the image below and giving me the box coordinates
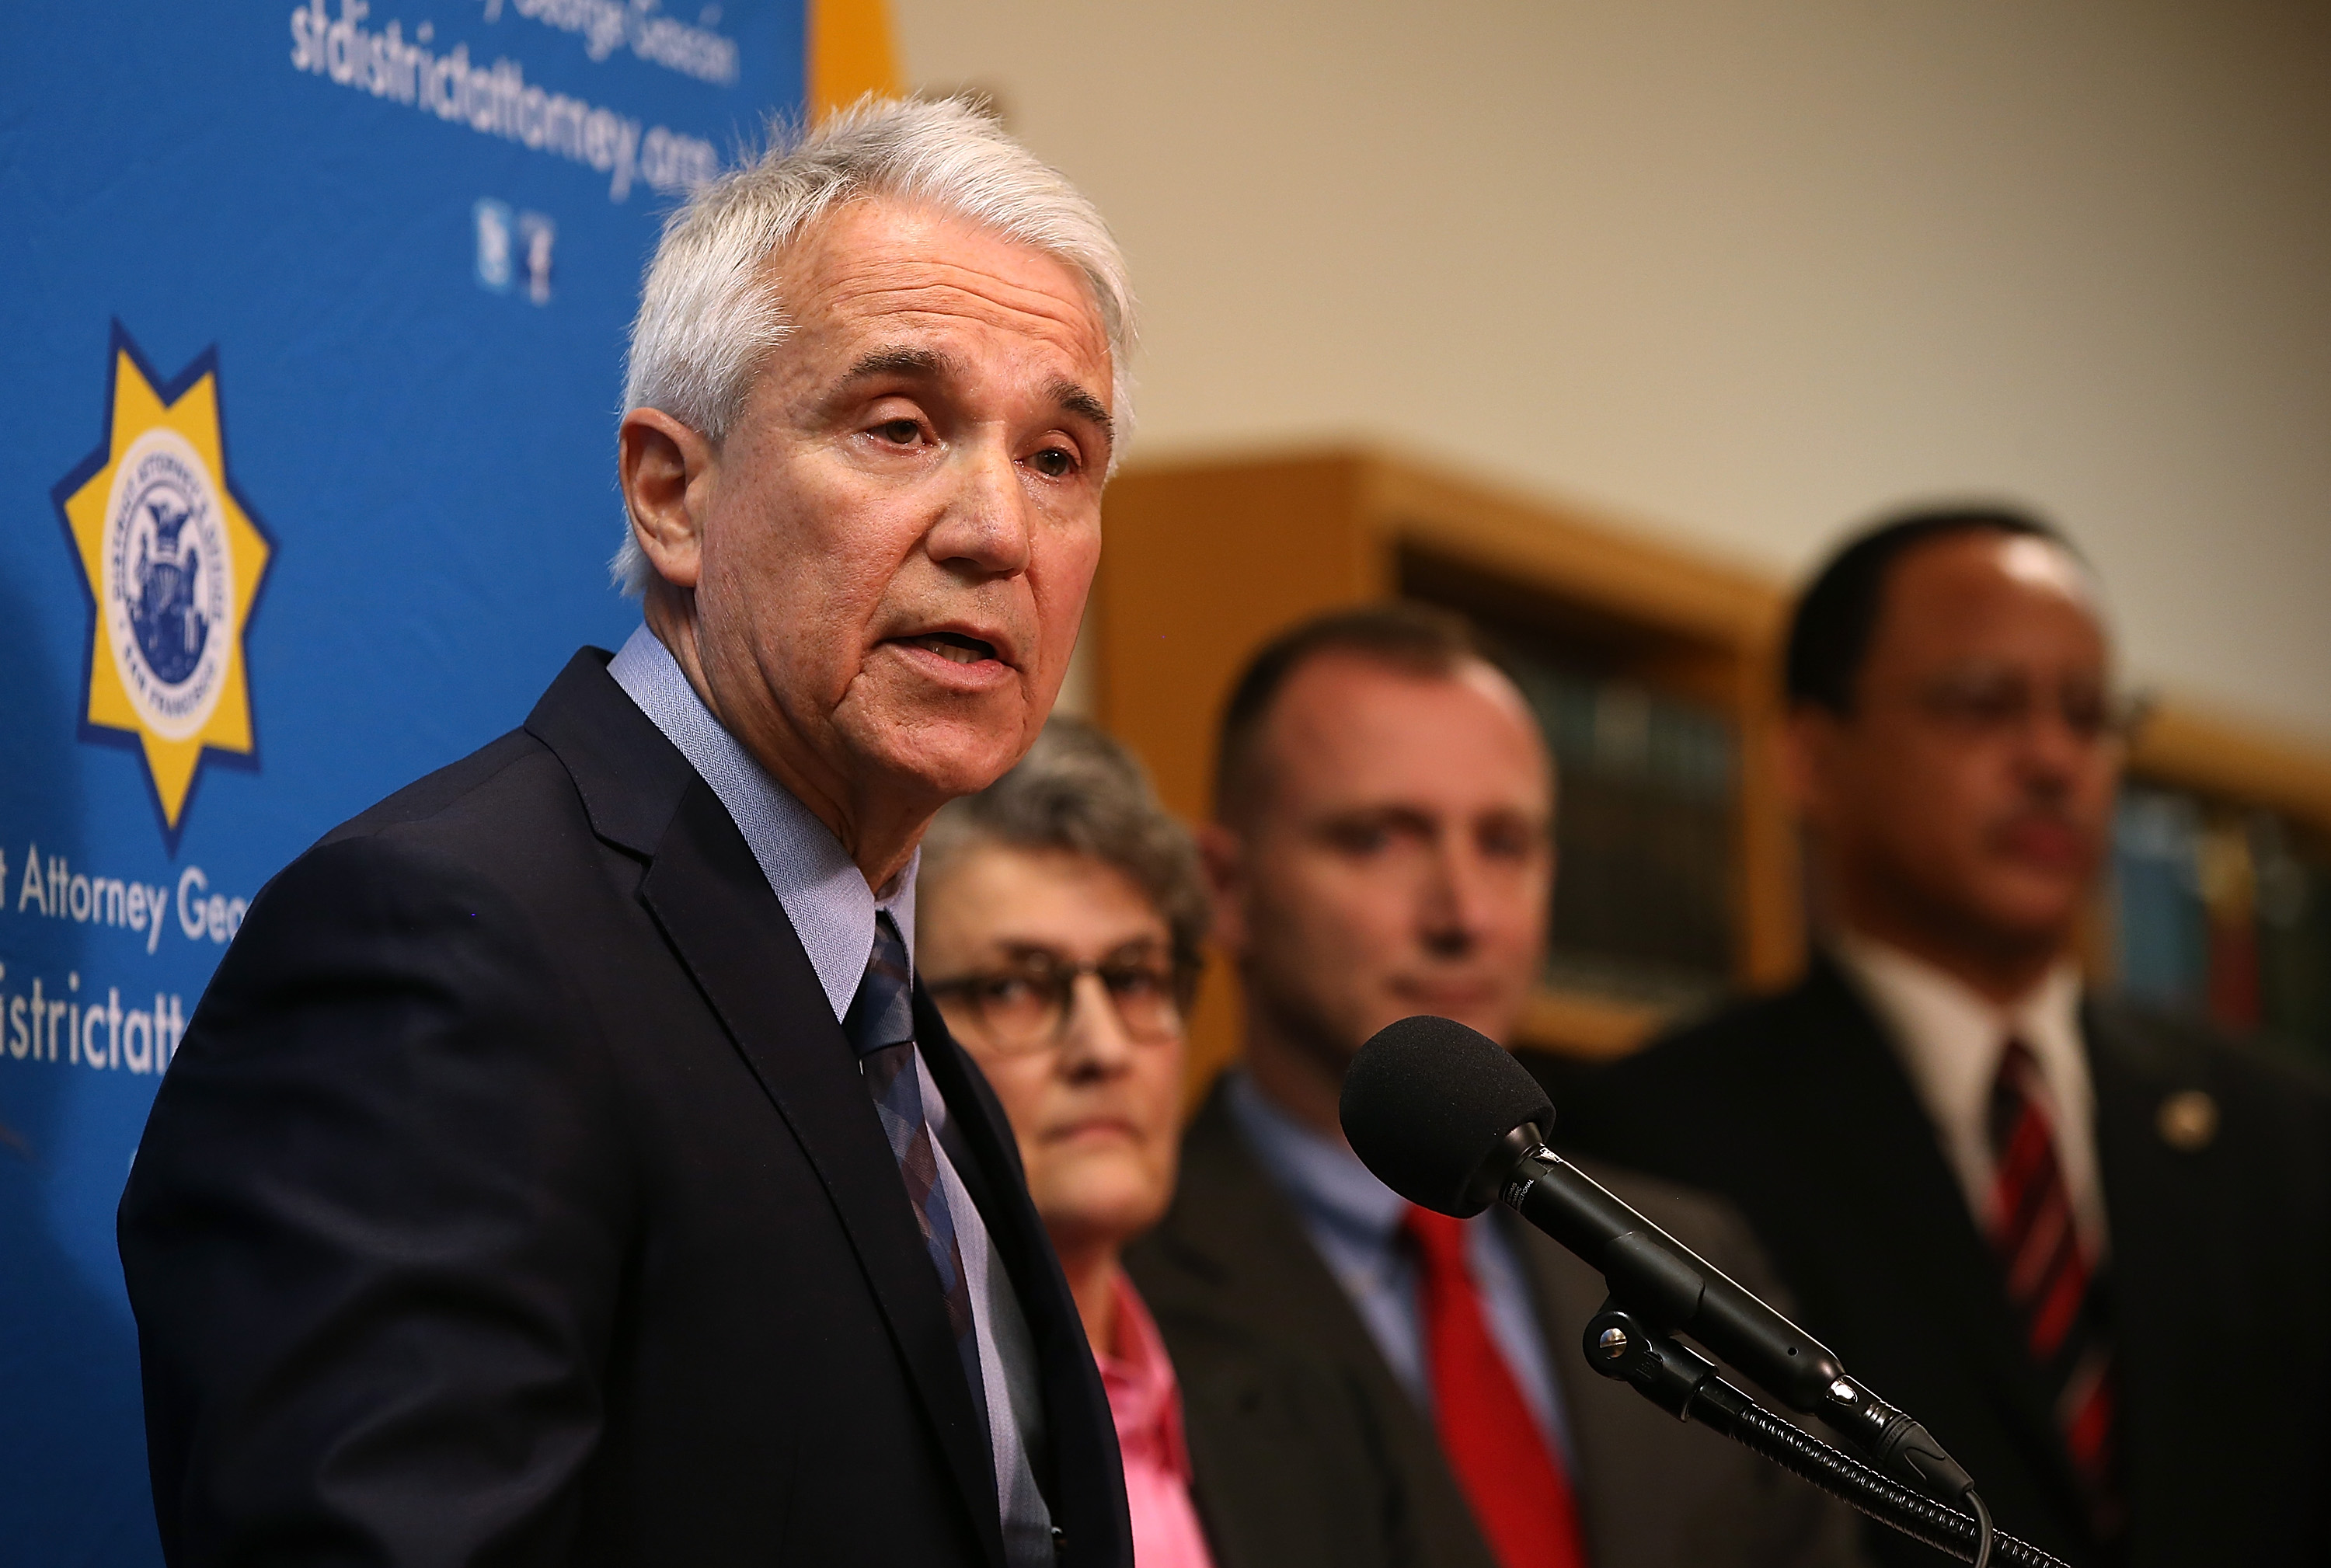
[1212,601,1501,825]
[612,96,1137,596]
[1785,505,2076,714]
[919,716,1208,987]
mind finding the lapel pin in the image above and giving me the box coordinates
[2156,1089,2218,1152]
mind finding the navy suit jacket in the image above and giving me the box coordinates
[118,649,1131,1567]
[1536,957,2331,1568]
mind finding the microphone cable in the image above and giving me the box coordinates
[1583,1305,2056,1568]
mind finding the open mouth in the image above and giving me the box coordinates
[902,632,1000,667]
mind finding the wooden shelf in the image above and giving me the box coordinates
[1092,446,1793,1092]
[1092,444,2331,1094]
[2127,699,2331,837]
[1517,988,1669,1060]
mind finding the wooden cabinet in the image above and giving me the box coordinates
[2112,706,2331,1062]
[1089,444,2331,1094]
[1089,447,1792,1092]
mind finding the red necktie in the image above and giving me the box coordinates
[1404,1206,1590,1568]
[1988,1038,2119,1537]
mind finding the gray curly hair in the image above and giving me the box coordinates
[919,716,1208,988]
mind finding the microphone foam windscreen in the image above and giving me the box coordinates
[1340,1015,1556,1218]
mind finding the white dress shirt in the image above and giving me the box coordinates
[1831,931,2110,1262]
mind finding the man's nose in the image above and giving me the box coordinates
[2019,693,2096,787]
[925,431,1033,578]
[1418,841,1490,956]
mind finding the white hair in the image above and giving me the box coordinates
[611,96,1137,597]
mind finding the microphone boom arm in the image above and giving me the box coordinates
[1484,1127,1974,1499]
[1582,1304,2058,1568]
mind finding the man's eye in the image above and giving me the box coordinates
[1028,446,1075,479]
[2061,689,2109,739]
[1480,826,1538,860]
[1325,823,1388,855]
[876,418,921,444]
[1957,691,2024,725]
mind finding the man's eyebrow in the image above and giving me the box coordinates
[1322,804,1438,834]
[1050,378,1114,445]
[831,350,1113,448]
[841,346,953,383]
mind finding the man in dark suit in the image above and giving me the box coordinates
[117,99,1136,1567]
[1126,605,1864,1568]
[1540,510,2331,1566]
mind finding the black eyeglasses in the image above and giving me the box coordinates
[927,946,1190,1055]
[1906,667,2151,746]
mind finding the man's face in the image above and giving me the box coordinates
[1211,653,1555,1073]
[671,199,1114,817]
[1792,531,2121,960]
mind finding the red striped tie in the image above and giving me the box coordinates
[1987,1037,2119,1537]
[1404,1207,1590,1568]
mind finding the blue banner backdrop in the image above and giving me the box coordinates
[1,5,803,1559]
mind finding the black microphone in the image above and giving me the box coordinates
[1340,1013,1974,1501]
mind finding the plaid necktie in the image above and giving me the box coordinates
[1403,1207,1589,1568]
[1988,1037,2119,1538]
[847,911,986,1427]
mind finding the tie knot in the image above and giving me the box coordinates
[1988,1035,2048,1146]
[845,911,916,1058]
[1403,1205,1472,1274]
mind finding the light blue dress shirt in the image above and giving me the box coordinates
[1226,1068,1574,1464]
[609,625,1055,1566]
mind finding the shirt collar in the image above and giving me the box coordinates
[1096,1270,1191,1476]
[609,624,917,1023]
[1830,928,2085,1126]
[1225,1068,1409,1243]
[1828,928,2106,1256]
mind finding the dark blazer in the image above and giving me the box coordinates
[117,650,1131,1568]
[1534,956,2331,1568]
[1124,1084,1866,1568]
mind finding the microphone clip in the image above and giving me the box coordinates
[1582,1306,2041,1568]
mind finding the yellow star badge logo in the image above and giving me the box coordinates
[54,324,274,848]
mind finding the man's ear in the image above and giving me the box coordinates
[1196,822,1251,958]
[618,408,716,591]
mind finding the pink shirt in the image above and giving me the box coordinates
[1096,1270,1218,1568]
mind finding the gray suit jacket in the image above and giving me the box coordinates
[1125,1082,1866,1568]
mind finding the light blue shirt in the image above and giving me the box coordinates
[609,625,915,1016]
[609,625,1054,1565]
[1227,1068,1574,1464]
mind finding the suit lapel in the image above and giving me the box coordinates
[532,649,1138,1563]
[636,786,1005,1565]
[2085,1004,2225,1550]
[916,988,1131,1565]
[1785,964,2094,1524]
[1149,1089,1500,1568]
[522,649,695,855]
[1505,1206,1639,1559]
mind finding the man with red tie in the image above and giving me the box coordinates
[1542,510,2331,1566]
[1125,605,1862,1568]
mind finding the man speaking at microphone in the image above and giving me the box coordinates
[119,100,1132,1566]
[1542,511,2331,1566]
[1126,605,1862,1568]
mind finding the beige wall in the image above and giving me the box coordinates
[895,0,2331,742]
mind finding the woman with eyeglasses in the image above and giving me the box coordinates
[918,716,1217,1568]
